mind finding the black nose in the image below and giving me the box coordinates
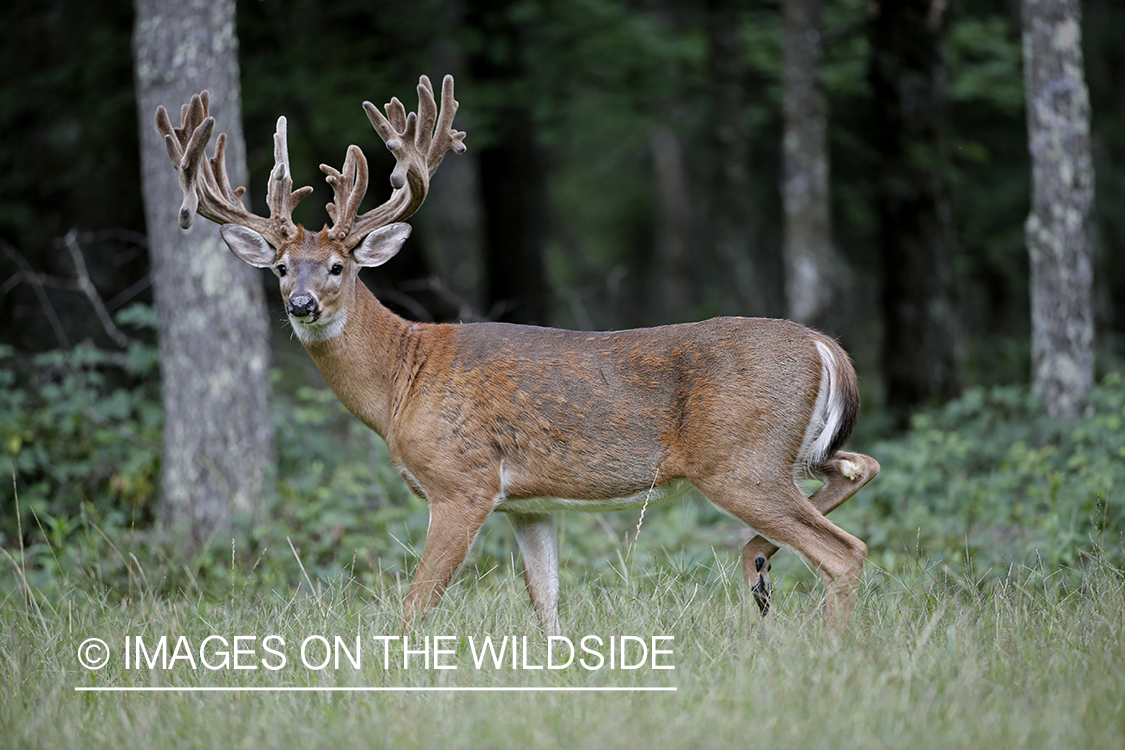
[287,293,318,318]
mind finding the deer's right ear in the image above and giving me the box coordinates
[220,224,276,268]
[353,223,412,267]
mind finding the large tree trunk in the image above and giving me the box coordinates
[706,0,769,317]
[134,0,274,549]
[781,0,839,333]
[477,112,551,325]
[649,126,698,318]
[466,0,551,325]
[868,0,960,418]
[1022,0,1096,420]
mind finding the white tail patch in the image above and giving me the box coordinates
[839,458,862,482]
[797,340,846,475]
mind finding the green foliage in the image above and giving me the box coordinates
[0,304,162,570]
[946,14,1025,113]
[265,383,427,585]
[843,375,1125,576]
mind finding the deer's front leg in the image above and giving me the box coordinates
[403,496,494,630]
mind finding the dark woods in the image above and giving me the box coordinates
[2,0,1122,457]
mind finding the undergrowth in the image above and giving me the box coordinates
[842,375,1125,577]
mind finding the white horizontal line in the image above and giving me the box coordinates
[75,686,677,693]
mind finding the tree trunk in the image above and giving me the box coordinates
[649,126,698,318]
[1022,0,1095,420]
[868,0,960,418]
[706,0,768,317]
[781,0,839,333]
[477,111,551,325]
[466,0,551,325]
[134,0,274,549]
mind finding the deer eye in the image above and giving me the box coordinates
[329,263,344,276]
[276,264,288,277]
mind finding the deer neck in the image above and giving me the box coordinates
[298,280,414,439]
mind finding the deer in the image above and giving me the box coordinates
[155,75,879,633]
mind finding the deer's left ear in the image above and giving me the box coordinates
[353,223,412,267]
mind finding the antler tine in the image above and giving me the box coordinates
[384,95,410,134]
[413,76,438,163]
[339,75,467,250]
[267,116,315,241]
[174,105,216,229]
[154,91,311,246]
[429,75,467,173]
[321,145,370,242]
[208,132,246,216]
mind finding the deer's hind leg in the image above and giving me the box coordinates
[509,512,561,636]
[742,451,880,616]
[695,466,870,627]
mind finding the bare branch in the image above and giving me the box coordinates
[63,230,129,348]
[0,239,70,348]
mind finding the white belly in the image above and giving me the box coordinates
[494,479,694,514]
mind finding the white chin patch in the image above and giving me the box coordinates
[291,309,347,342]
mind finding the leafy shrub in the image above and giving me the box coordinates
[0,303,161,571]
[840,375,1125,577]
[264,383,427,585]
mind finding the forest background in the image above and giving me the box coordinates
[2,0,1124,598]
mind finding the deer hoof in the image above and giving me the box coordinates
[752,555,771,616]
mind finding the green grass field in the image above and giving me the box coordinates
[3,550,1123,749]
[5,370,1125,748]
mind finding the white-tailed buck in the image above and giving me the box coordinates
[156,75,879,631]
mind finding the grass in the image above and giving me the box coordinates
[3,547,1124,749]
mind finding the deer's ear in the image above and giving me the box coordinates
[353,223,412,268]
[220,224,276,268]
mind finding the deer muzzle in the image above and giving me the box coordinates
[287,292,319,320]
